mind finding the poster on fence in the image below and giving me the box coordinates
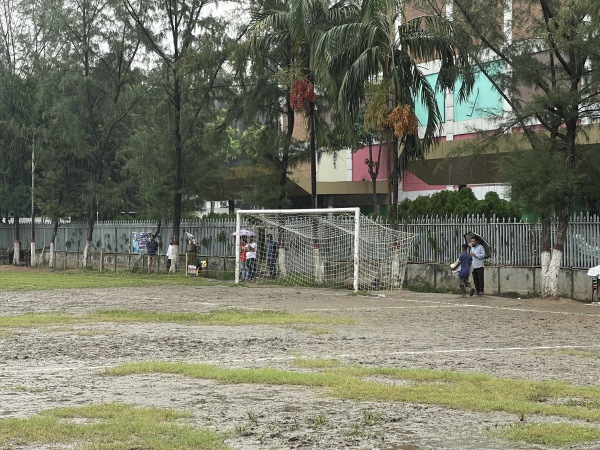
[132,232,152,254]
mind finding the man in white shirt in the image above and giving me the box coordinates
[166,238,174,272]
[470,236,486,295]
[246,236,257,281]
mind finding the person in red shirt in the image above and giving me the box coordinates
[239,237,248,281]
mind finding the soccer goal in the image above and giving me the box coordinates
[235,208,416,292]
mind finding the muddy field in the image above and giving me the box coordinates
[1,281,600,450]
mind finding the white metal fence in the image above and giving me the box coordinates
[402,213,600,268]
[1,213,598,269]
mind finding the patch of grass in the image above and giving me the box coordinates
[493,423,600,446]
[199,271,235,281]
[246,411,259,425]
[0,270,222,291]
[289,325,332,335]
[103,361,340,387]
[360,409,382,426]
[0,309,354,328]
[0,329,11,338]
[309,413,327,428]
[293,357,342,369]
[10,385,47,394]
[0,403,226,449]
[103,359,600,426]
[346,423,364,437]
[233,423,252,436]
[537,348,600,358]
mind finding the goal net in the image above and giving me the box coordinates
[235,208,415,292]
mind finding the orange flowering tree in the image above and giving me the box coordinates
[289,79,316,114]
[386,104,418,138]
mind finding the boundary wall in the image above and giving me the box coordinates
[7,247,593,302]
[406,263,593,302]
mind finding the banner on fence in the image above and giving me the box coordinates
[132,232,152,254]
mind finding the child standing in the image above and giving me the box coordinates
[457,244,475,297]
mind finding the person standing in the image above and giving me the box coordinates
[147,234,159,273]
[266,234,278,279]
[166,238,174,272]
[245,236,257,282]
[239,237,248,281]
[470,236,486,295]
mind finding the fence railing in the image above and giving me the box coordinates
[1,213,599,269]
[402,213,600,268]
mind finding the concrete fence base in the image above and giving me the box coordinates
[2,248,595,301]
[405,263,595,302]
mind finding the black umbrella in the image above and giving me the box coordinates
[463,231,492,258]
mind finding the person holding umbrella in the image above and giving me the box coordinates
[470,235,486,295]
[245,235,257,282]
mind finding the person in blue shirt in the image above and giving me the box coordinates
[146,234,159,273]
[266,234,278,279]
[457,244,475,297]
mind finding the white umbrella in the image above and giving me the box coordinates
[587,265,600,277]
[231,229,256,237]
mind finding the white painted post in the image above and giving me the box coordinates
[353,208,360,292]
[234,212,241,284]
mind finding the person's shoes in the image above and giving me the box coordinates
[477,292,484,295]
[470,288,475,297]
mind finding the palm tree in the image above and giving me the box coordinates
[251,0,358,208]
[317,0,472,222]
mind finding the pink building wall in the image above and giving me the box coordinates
[352,145,390,181]
[401,171,447,192]
[351,145,446,193]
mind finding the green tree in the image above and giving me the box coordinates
[229,12,304,208]
[0,0,49,264]
[397,188,518,220]
[447,0,600,297]
[251,0,358,208]
[237,124,307,208]
[353,91,387,216]
[124,0,241,271]
[317,0,472,224]
[31,0,146,267]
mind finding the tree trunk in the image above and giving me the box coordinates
[390,134,399,226]
[310,101,317,208]
[542,190,572,297]
[49,242,55,269]
[367,141,381,216]
[386,133,393,220]
[540,215,551,296]
[541,121,577,298]
[83,199,96,268]
[49,219,59,269]
[171,245,180,272]
[170,72,183,273]
[12,211,20,265]
[278,96,294,206]
[31,145,36,267]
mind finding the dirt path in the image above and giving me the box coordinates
[1,284,600,449]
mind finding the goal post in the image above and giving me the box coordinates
[235,208,415,292]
